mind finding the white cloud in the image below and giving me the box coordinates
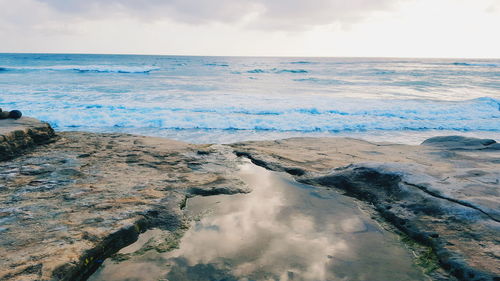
[33,0,398,28]
[0,0,499,57]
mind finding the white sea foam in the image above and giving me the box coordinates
[452,62,500,67]
[0,65,160,73]
[15,96,500,133]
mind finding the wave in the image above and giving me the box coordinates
[247,69,266,73]
[205,63,229,67]
[293,78,350,85]
[0,65,160,73]
[246,68,309,74]
[452,62,500,67]
[290,61,314,64]
[71,65,160,73]
[374,70,397,75]
[50,123,500,134]
[276,69,308,74]
[19,97,499,134]
[71,97,498,118]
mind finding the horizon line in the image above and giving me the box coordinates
[0,52,499,60]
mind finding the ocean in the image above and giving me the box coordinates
[0,53,499,144]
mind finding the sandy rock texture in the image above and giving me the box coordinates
[0,125,245,280]
[231,137,500,281]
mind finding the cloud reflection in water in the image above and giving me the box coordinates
[90,163,425,281]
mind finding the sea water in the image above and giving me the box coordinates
[89,163,427,281]
[0,53,499,144]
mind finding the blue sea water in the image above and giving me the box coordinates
[0,53,499,144]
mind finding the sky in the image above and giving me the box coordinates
[0,0,499,58]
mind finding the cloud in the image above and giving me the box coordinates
[32,0,398,28]
[2,0,497,57]
[255,0,396,28]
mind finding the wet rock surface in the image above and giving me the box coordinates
[231,137,500,281]
[1,119,499,281]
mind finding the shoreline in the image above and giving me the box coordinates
[49,125,500,147]
[0,118,499,281]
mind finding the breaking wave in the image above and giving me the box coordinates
[293,78,351,85]
[452,62,500,67]
[246,68,309,74]
[205,63,229,67]
[277,69,308,74]
[0,65,160,73]
[290,61,315,64]
[18,97,500,134]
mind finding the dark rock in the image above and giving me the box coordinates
[303,166,499,281]
[284,167,306,176]
[421,136,497,150]
[77,153,91,158]
[304,166,403,203]
[8,110,22,119]
[0,117,56,161]
[187,185,251,197]
[484,143,500,150]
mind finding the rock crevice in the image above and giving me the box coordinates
[401,181,499,223]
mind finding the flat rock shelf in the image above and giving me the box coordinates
[0,118,499,281]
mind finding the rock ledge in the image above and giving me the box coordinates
[0,117,56,161]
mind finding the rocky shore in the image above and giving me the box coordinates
[0,118,499,281]
[231,137,500,281]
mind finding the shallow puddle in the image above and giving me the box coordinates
[89,163,427,281]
